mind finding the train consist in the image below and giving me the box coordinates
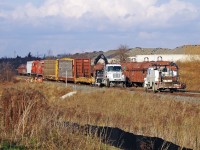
[17,58,94,84]
[17,54,186,92]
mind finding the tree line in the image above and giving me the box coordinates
[0,52,42,70]
[0,52,42,82]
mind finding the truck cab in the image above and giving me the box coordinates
[102,64,125,87]
[93,54,126,87]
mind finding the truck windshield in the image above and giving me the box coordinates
[107,66,122,72]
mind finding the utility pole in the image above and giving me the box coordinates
[65,71,67,87]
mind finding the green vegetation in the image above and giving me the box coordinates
[0,140,26,150]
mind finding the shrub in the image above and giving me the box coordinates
[0,62,16,82]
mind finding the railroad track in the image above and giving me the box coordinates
[54,80,200,102]
[16,76,200,101]
[116,86,200,98]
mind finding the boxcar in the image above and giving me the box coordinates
[74,58,94,84]
[27,61,33,75]
[58,58,74,81]
[17,64,27,75]
[43,59,58,80]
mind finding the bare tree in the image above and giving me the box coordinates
[0,62,16,82]
[117,45,129,63]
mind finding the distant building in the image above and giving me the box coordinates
[128,54,200,62]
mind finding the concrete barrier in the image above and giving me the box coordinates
[60,91,77,99]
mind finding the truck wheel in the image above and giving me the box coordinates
[105,79,110,87]
[107,81,110,87]
[144,87,148,92]
[123,82,127,88]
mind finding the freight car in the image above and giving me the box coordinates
[43,59,58,80]
[58,58,74,81]
[17,64,27,75]
[121,61,153,87]
[73,58,94,83]
[26,61,33,75]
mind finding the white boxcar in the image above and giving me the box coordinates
[27,61,33,75]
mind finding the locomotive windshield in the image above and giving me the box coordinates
[107,66,122,72]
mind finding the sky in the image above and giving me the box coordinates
[0,0,200,57]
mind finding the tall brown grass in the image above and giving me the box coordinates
[0,82,115,149]
[58,89,200,149]
[1,82,199,149]
[177,59,200,91]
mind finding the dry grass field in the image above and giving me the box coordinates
[177,46,200,91]
[61,90,200,149]
[0,79,199,149]
[177,59,200,91]
[0,82,116,150]
[184,45,200,55]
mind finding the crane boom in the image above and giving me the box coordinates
[94,54,108,65]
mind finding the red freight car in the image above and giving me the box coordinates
[121,61,178,87]
[74,58,91,78]
[74,58,94,83]
[17,64,27,75]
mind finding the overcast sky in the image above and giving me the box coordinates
[0,0,200,57]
